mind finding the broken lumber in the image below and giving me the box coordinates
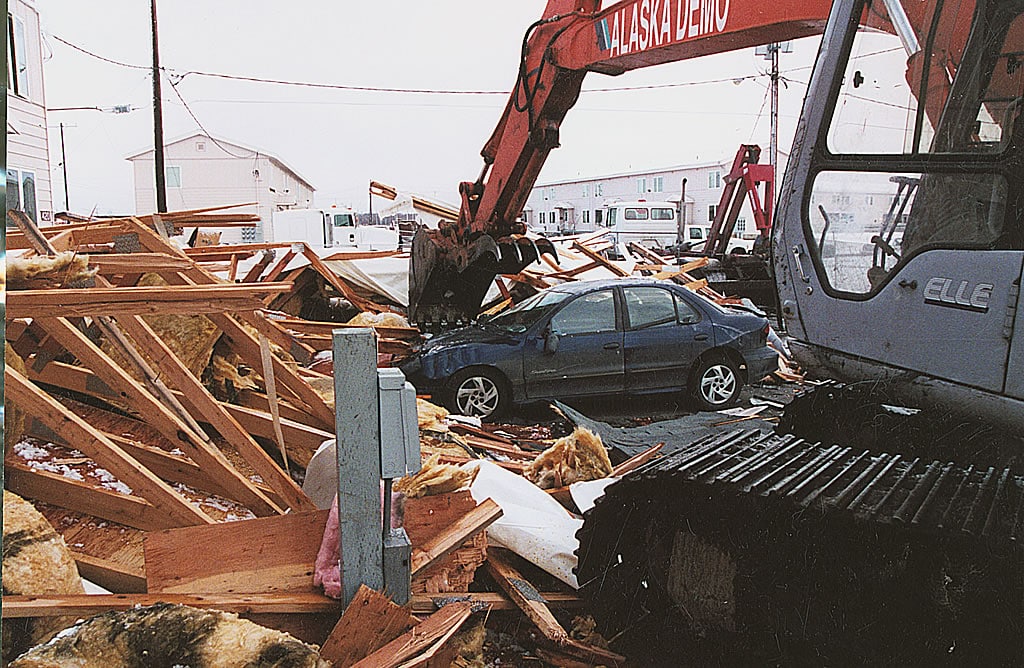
[7,283,292,319]
[411,498,503,576]
[349,601,474,668]
[144,509,331,594]
[0,593,343,618]
[72,552,147,594]
[319,585,417,667]
[5,367,212,528]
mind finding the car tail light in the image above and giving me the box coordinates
[761,323,770,344]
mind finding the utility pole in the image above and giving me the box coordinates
[59,122,69,212]
[151,0,167,213]
[757,41,790,208]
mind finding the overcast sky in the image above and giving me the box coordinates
[39,1,821,216]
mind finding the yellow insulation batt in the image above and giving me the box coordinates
[9,603,328,668]
[5,343,27,455]
[2,491,86,664]
[524,427,613,490]
[6,252,96,289]
[395,454,478,498]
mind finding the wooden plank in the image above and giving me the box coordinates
[350,602,474,668]
[72,552,147,594]
[410,498,503,576]
[37,316,281,515]
[5,369,212,527]
[108,313,317,513]
[571,241,631,277]
[320,585,417,667]
[262,249,298,283]
[87,253,194,273]
[27,361,329,470]
[275,317,420,341]
[7,284,292,318]
[486,548,568,645]
[486,549,625,667]
[145,509,330,594]
[4,461,187,531]
[1,593,343,618]
[408,591,582,615]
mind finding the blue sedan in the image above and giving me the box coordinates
[400,278,778,419]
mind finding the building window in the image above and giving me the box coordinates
[708,204,718,221]
[583,209,590,225]
[582,184,589,197]
[865,195,874,205]
[595,209,603,225]
[540,212,546,225]
[559,209,568,223]
[6,168,38,223]
[637,177,647,194]
[709,170,722,188]
[196,141,207,152]
[549,187,556,199]
[165,166,182,188]
[595,183,603,196]
[653,176,664,193]
[8,14,28,97]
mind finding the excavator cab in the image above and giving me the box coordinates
[775,0,1024,431]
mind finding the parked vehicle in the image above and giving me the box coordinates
[269,207,398,253]
[400,278,777,419]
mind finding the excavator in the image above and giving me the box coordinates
[410,0,1024,661]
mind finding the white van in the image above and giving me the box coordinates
[269,207,399,253]
[605,200,681,252]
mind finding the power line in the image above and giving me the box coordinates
[167,75,250,158]
[51,32,815,96]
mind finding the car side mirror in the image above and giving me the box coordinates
[544,330,559,354]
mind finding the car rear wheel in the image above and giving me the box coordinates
[449,368,509,419]
[691,357,742,411]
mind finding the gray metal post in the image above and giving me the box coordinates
[332,328,382,605]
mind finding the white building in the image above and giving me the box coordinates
[7,0,54,224]
[524,152,788,239]
[127,131,315,244]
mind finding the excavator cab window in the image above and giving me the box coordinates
[807,0,1023,296]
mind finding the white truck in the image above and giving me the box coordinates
[269,208,399,253]
[604,200,753,257]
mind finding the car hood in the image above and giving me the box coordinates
[420,325,521,352]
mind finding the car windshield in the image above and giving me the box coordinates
[486,289,570,333]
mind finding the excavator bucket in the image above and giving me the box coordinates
[409,227,555,327]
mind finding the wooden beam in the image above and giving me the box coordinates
[320,585,417,667]
[107,314,316,513]
[410,498,503,576]
[27,361,329,471]
[7,283,293,319]
[486,548,625,666]
[350,602,474,668]
[1,593,343,618]
[145,510,330,595]
[571,241,631,277]
[36,316,281,515]
[87,253,195,273]
[408,591,582,615]
[72,552,147,594]
[5,369,213,527]
[275,318,420,341]
[486,548,568,645]
[5,461,190,532]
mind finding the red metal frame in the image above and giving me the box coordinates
[704,144,774,254]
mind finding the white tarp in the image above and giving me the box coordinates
[320,255,411,306]
[466,460,583,588]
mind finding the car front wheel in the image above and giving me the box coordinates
[449,368,509,420]
[691,357,742,410]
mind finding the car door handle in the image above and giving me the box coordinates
[603,342,620,350]
[694,334,709,341]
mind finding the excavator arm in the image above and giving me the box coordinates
[410,0,833,326]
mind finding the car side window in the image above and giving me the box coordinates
[674,294,701,325]
[624,287,677,329]
[550,290,616,336]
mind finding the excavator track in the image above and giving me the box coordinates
[577,429,1024,665]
